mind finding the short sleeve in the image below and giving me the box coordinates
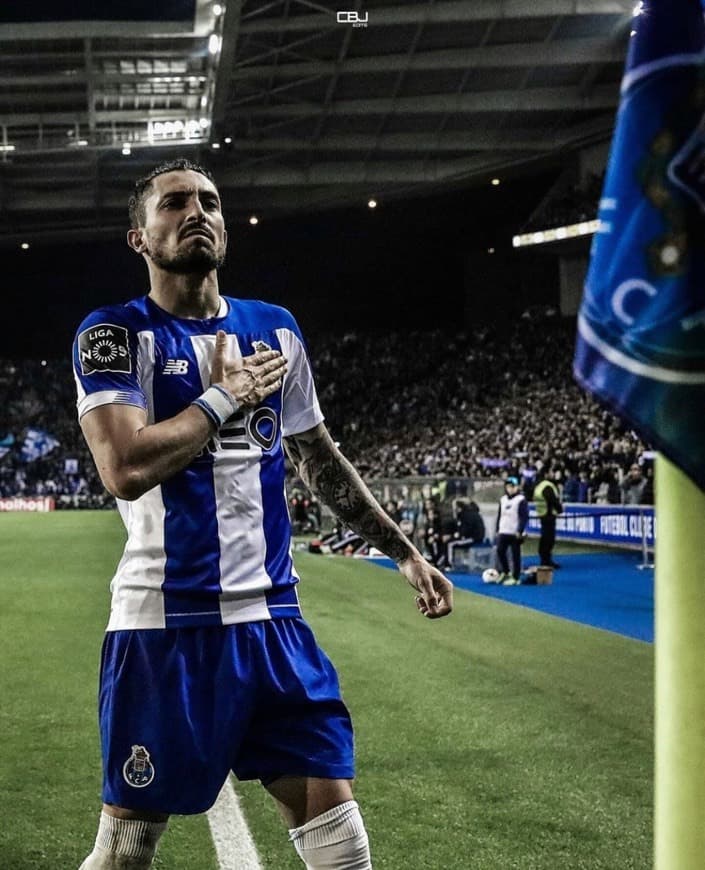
[72,308,147,420]
[275,314,324,437]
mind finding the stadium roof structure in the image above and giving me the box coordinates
[0,0,635,246]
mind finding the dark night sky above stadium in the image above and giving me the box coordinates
[7,170,562,359]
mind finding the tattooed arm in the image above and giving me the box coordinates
[285,423,453,619]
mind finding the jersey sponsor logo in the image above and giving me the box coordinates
[78,324,131,375]
[250,406,277,450]
[162,359,189,374]
[122,744,155,788]
[199,406,280,457]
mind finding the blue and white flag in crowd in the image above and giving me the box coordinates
[20,427,59,462]
[574,0,705,491]
[0,433,14,460]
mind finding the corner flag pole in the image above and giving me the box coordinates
[571,2,705,864]
[655,455,705,868]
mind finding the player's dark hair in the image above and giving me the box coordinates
[128,159,216,228]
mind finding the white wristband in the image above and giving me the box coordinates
[192,385,240,428]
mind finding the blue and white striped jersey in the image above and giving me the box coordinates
[72,295,323,631]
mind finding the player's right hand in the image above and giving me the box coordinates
[211,329,288,408]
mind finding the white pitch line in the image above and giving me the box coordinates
[206,775,263,870]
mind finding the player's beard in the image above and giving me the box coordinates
[148,238,226,274]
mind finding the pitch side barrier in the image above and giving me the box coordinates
[0,496,55,511]
[527,503,655,569]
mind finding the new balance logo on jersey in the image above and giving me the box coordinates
[163,359,189,374]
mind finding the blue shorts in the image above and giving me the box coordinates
[98,618,355,815]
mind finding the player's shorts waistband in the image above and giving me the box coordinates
[107,583,302,630]
[264,583,302,618]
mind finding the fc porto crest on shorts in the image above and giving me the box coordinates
[122,744,155,788]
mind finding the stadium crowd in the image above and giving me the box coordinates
[311,311,652,504]
[0,359,109,506]
[0,311,652,508]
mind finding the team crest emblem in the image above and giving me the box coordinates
[122,745,155,788]
[251,339,272,352]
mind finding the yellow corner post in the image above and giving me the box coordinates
[655,454,705,868]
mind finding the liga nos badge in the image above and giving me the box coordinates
[78,323,131,375]
[123,745,155,788]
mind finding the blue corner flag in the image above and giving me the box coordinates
[574,0,705,492]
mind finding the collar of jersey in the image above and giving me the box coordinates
[145,294,230,322]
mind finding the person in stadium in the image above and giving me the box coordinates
[418,499,444,566]
[444,499,487,569]
[561,469,579,503]
[621,462,647,505]
[533,467,563,568]
[73,158,453,870]
[494,476,528,584]
[456,499,486,545]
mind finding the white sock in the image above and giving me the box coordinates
[78,811,167,869]
[289,800,371,869]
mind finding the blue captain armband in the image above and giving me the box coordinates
[192,385,240,428]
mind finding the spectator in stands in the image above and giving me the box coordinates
[397,500,419,544]
[562,470,580,503]
[520,463,538,500]
[437,498,459,561]
[419,502,444,567]
[289,489,309,534]
[621,463,647,505]
[291,490,322,534]
[577,470,592,503]
[606,469,623,505]
[533,468,563,569]
[641,465,655,505]
[384,500,402,524]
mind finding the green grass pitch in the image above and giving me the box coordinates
[0,512,652,869]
